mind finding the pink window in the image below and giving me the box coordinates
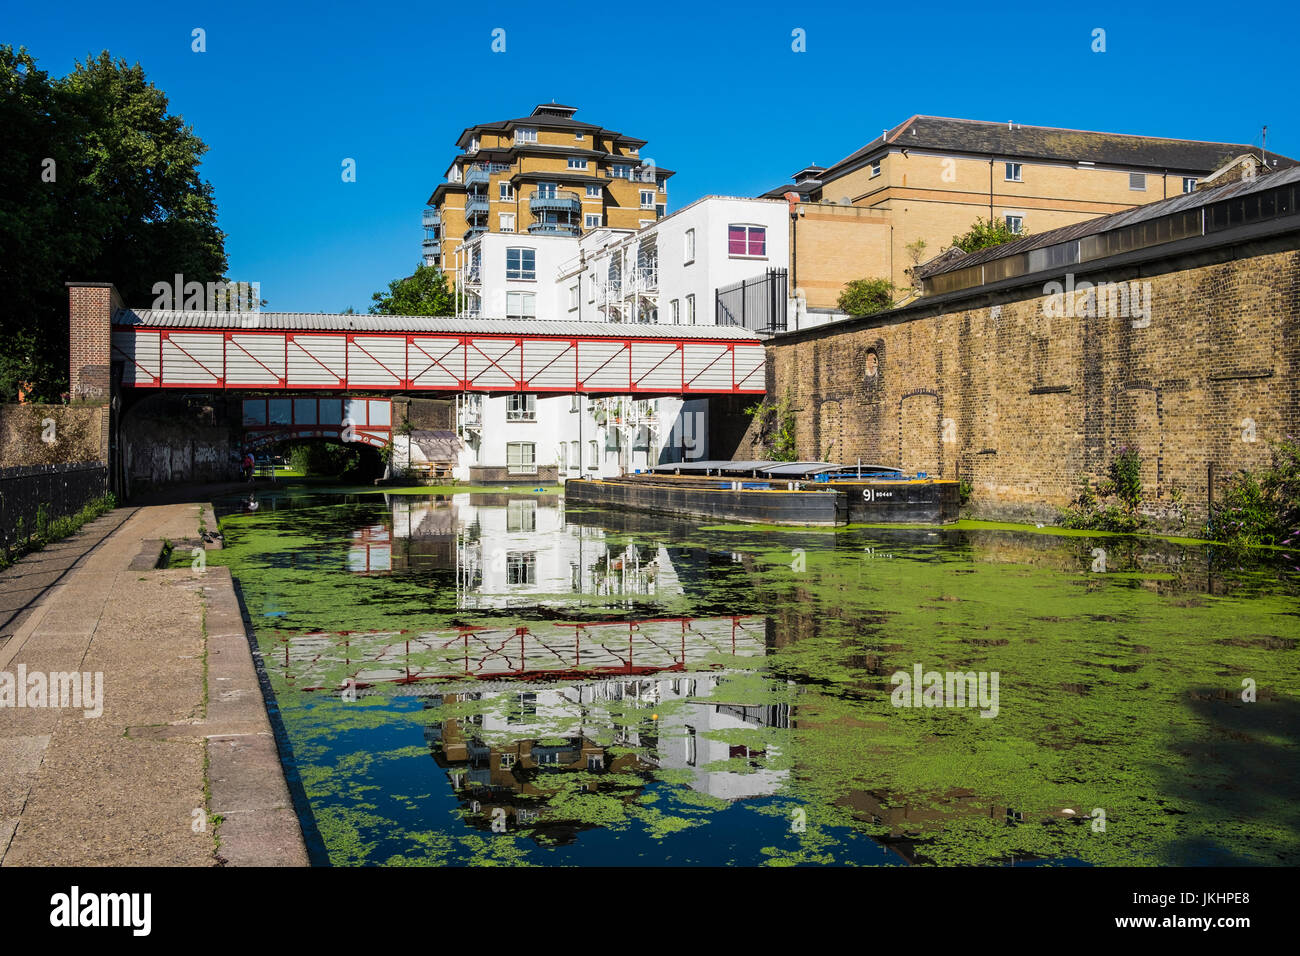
[729,225,766,256]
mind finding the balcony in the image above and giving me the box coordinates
[465,167,491,187]
[422,238,440,255]
[529,190,582,214]
[422,208,440,227]
[465,195,490,216]
[527,221,581,237]
[463,226,487,242]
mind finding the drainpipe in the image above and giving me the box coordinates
[989,159,994,221]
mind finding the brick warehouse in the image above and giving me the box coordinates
[726,165,1300,524]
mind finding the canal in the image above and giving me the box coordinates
[210,488,1300,866]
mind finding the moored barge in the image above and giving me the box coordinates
[564,461,959,526]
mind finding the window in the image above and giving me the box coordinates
[468,137,479,153]
[505,291,535,320]
[506,553,536,585]
[870,160,881,178]
[499,212,515,233]
[499,181,514,200]
[640,189,655,208]
[656,175,666,192]
[613,165,631,179]
[1183,177,1198,193]
[585,185,602,198]
[567,157,587,170]
[507,499,537,532]
[506,442,536,474]
[569,440,579,470]
[568,284,579,311]
[584,213,602,228]
[1129,172,1147,191]
[655,204,666,218]
[669,299,680,324]
[684,228,695,263]
[514,127,537,144]
[535,181,557,199]
[685,294,695,325]
[449,166,462,183]
[575,131,584,141]
[505,247,536,279]
[589,440,599,469]
[1005,215,1023,234]
[570,394,581,412]
[1005,162,1023,182]
[728,224,767,257]
[506,394,536,422]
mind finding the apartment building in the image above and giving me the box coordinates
[422,103,672,271]
[760,115,1296,306]
[447,197,794,483]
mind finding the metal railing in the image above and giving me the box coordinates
[528,221,580,236]
[529,190,582,213]
[422,208,440,227]
[716,267,788,336]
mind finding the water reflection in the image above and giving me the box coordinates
[213,490,1300,866]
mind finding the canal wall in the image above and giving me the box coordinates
[727,233,1300,524]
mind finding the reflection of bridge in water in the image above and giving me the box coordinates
[275,614,768,691]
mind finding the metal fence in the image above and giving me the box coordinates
[716,268,788,336]
[0,462,110,553]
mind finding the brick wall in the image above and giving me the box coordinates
[67,282,119,403]
[737,236,1300,524]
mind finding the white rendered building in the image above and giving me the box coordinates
[444,198,792,483]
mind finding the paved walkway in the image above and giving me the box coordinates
[0,504,307,866]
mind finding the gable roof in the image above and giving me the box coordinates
[818,115,1295,184]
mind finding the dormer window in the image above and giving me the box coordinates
[468,137,479,153]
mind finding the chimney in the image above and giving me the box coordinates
[67,282,121,403]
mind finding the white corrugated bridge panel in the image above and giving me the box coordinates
[408,337,464,389]
[522,339,576,390]
[734,344,767,391]
[226,333,285,386]
[465,336,521,389]
[682,343,732,391]
[162,333,223,385]
[630,341,681,391]
[114,330,159,385]
[287,335,345,386]
[349,336,406,387]
[578,341,629,390]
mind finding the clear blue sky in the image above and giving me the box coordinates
[9,0,1299,312]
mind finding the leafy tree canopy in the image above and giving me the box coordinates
[0,46,226,401]
[369,263,456,316]
[837,277,895,317]
[950,217,1026,254]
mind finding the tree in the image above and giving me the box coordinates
[0,46,227,401]
[369,263,455,315]
[837,278,895,317]
[950,217,1025,254]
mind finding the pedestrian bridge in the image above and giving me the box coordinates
[111,310,766,396]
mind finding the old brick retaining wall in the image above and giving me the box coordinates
[732,236,1300,524]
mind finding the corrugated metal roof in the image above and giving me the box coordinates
[114,309,762,340]
[920,165,1300,277]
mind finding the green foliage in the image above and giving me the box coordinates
[370,263,456,316]
[836,278,895,317]
[287,442,364,478]
[950,217,1025,254]
[0,46,227,400]
[1,492,116,569]
[745,391,798,462]
[1206,437,1300,546]
[958,478,974,508]
[1060,446,1148,532]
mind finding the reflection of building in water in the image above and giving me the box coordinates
[423,672,790,843]
[348,523,391,574]
[382,492,685,608]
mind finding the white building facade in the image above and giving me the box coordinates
[445,198,790,483]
